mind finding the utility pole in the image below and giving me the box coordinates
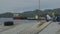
[35,0,40,19]
[38,0,40,10]
[37,0,40,19]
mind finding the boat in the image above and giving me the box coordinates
[13,16,27,20]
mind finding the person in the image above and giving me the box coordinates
[55,15,60,22]
[45,14,52,22]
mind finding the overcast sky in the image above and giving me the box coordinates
[0,0,60,13]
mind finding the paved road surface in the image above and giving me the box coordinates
[1,21,60,34]
[38,22,60,34]
[0,22,37,34]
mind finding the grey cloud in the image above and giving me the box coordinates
[0,0,60,13]
[40,0,60,9]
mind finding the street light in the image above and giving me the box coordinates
[35,0,40,19]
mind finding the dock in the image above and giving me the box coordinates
[0,21,60,34]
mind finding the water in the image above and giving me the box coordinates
[0,18,13,25]
[0,18,46,25]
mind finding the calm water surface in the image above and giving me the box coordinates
[0,18,46,25]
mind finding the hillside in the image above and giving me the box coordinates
[0,8,60,18]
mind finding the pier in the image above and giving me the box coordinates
[0,21,60,34]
